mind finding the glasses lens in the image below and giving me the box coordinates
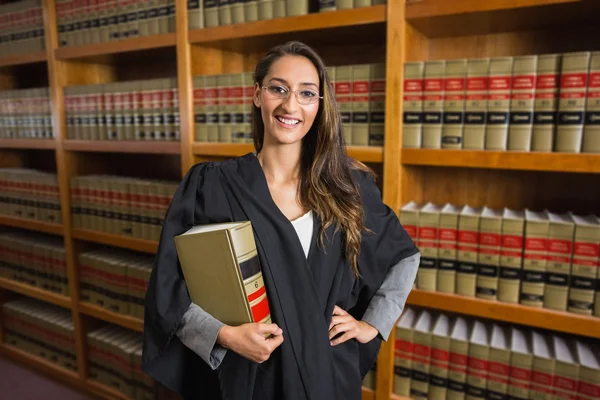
[298,90,319,105]
[267,85,288,99]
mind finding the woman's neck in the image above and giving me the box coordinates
[257,143,302,184]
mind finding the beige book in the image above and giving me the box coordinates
[422,60,445,149]
[286,0,307,16]
[174,221,272,325]
[151,79,164,141]
[394,308,417,397]
[335,0,352,10]
[582,52,600,153]
[355,0,371,6]
[231,0,245,24]
[217,74,232,142]
[594,216,600,317]
[508,55,538,151]
[417,202,441,292]
[351,64,370,146]
[544,212,575,311]
[157,0,171,35]
[429,314,452,400]
[530,331,555,400]
[438,203,461,294]
[556,52,592,153]
[575,340,600,400]
[230,73,245,143]
[258,0,274,20]
[402,61,425,148]
[319,0,336,12]
[466,321,490,400]
[485,57,513,150]
[204,0,220,26]
[219,0,233,25]
[243,72,254,144]
[188,0,204,29]
[442,59,467,149]
[498,208,525,304]
[508,327,533,400]
[456,206,482,297]
[272,0,285,18]
[487,324,510,400]
[399,201,420,264]
[532,54,561,152]
[205,75,220,142]
[369,63,386,146]
[476,207,503,301]
[410,310,434,399]
[521,210,549,307]
[194,75,208,142]
[244,0,258,22]
[552,335,579,400]
[335,66,353,145]
[567,214,599,315]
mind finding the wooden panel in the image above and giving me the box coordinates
[0,139,56,150]
[79,303,143,333]
[54,33,177,60]
[407,289,600,339]
[72,228,158,254]
[0,345,81,385]
[406,0,600,38]
[63,140,180,155]
[401,166,600,215]
[0,215,63,235]
[68,152,182,181]
[87,380,132,400]
[0,51,47,68]
[362,387,375,400]
[402,149,600,174]
[0,277,72,309]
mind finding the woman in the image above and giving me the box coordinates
[142,41,420,400]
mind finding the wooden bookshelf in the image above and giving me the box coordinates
[0,344,80,385]
[87,380,132,400]
[71,229,158,254]
[362,387,375,400]
[54,33,177,60]
[0,51,47,67]
[0,277,72,309]
[79,303,143,333]
[63,140,181,155]
[0,216,63,235]
[401,149,600,174]
[0,139,56,150]
[192,143,384,163]
[407,289,600,339]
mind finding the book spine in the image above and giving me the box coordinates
[244,0,258,22]
[476,221,501,301]
[351,64,370,146]
[437,218,458,294]
[286,0,307,16]
[272,0,285,18]
[567,225,599,315]
[521,224,548,308]
[230,74,245,144]
[555,52,591,153]
[335,66,353,145]
[204,0,219,26]
[532,55,561,152]
[402,62,424,148]
[543,225,574,312]
[456,218,479,297]
[417,215,439,292]
[231,0,245,24]
[442,59,467,149]
[485,57,513,150]
[530,357,555,400]
[487,351,510,400]
[422,61,445,149]
[582,52,600,153]
[369,63,386,146]
[553,360,579,400]
[335,0,352,10]
[243,72,254,144]
[466,344,489,399]
[498,222,524,304]
[394,329,414,397]
[507,353,533,400]
[319,0,336,12]
[205,76,219,142]
[410,332,431,399]
[218,0,232,26]
[429,337,451,400]
[508,55,538,151]
[194,76,207,142]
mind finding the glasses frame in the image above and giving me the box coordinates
[261,85,323,105]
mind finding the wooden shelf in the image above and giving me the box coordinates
[54,33,177,60]
[71,229,158,254]
[87,379,132,400]
[0,51,47,68]
[407,289,600,339]
[362,387,375,400]
[192,143,383,162]
[0,215,64,235]
[62,140,181,155]
[79,303,143,333]
[401,149,600,174]
[406,0,600,37]
[0,277,72,309]
[189,6,386,49]
[390,394,411,400]
[0,139,56,150]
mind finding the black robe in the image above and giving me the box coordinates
[142,153,419,400]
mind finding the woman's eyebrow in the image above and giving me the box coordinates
[269,77,318,88]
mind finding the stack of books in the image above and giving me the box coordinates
[0,88,54,139]
[0,0,45,57]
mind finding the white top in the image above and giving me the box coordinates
[290,210,314,259]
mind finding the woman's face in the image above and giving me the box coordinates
[254,55,320,147]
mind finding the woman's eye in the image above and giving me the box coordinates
[270,86,287,94]
[301,91,317,98]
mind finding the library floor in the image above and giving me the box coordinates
[0,356,92,400]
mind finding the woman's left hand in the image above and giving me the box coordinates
[328,305,379,346]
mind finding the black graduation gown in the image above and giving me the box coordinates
[142,153,419,400]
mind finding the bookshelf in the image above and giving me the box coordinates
[0,0,599,400]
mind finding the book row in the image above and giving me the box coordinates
[403,51,600,153]
[187,0,385,30]
[0,231,68,296]
[400,202,600,317]
[394,307,600,400]
[0,0,45,56]
[0,168,62,225]
[193,63,386,146]
[65,78,180,142]
[88,324,155,400]
[2,298,77,373]
[0,88,54,140]
[79,247,153,320]
[70,174,178,241]
[56,0,176,48]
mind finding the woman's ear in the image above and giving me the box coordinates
[253,82,261,108]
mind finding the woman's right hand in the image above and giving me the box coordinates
[216,323,284,363]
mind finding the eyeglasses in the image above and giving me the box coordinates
[261,85,323,105]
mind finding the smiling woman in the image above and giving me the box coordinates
[141,41,421,400]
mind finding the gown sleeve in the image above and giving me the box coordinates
[141,162,232,399]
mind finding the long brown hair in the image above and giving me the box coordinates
[252,41,373,277]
